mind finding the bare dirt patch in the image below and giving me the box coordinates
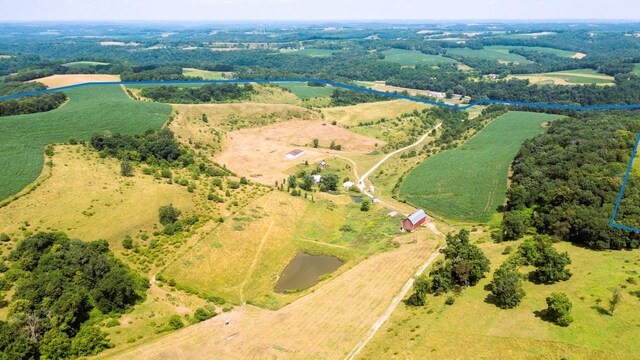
[29,74,120,88]
[102,241,438,360]
[214,120,384,185]
[572,52,587,59]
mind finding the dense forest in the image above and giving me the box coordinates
[0,232,148,359]
[501,112,640,249]
[0,81,67,116]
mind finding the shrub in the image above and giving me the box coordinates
[545,292,573,326]
[122,236,134,250]
[167,315,184,330]
[445,296,456,305]
[490,264,525,309]
[120,159,134,177]
[0,233,10,242]
[158,205,181,225]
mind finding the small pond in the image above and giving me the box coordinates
[351,196,362,203]
[274,253,343,292]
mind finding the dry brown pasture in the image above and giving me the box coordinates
[170,102,321,155]
[29,74,121,88]
[321,100,430,127]
[100,237,439,360]
[214,120,384,185]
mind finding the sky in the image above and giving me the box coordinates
[0,0,638,22]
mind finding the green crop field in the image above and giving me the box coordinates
[446,46,533,64]
[400,111,561,222]
[277,82,334,99]
[280,48,337,57]
[488,45,577,58]
[62,61,110,68]
[182,68,231,80]
[0,85,171,201]
[380,48,458,66]
[634,63,640,75]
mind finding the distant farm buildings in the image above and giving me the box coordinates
[342,181,355,189]
[285,149,305,160]
[402,209,427,232]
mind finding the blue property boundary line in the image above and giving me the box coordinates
[4,78,640,111]
[3,77,640,231]
[610,132,640,232]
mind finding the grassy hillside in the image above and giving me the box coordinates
[182,68,231,79]
[400,111,561,222]
[446,46,533,64]
[381,49,458,66]
[0,85,171,201]
[359,238,640,359]
[634,63,640,75]
[280,48,337,57]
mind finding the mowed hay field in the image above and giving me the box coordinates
[29,73,120,87]
[380,48,458,66]
[321,100,431,127]
[0,85,171,201]
[509,69,615,86]
[101,236,440,360]
[400,111,561,222]
[359,239,640,359]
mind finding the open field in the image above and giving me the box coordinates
[380,49,458,66]
[321,100,430,127]
[509,69,615,85]
[487,45,579,58]
[63,61,110,68]
[359,237,640,359]
[0,145,194,251]
[0,85,171,201]
[277,82,334,99]
[214,120,383,185]
[446,46,533,64]
[29,73,121,87]
[634,63,640,75]
[280,48,337,57]
[169,102,321,156]
[400,111,561,222]
[99,235,440,360]
[182,68,232,80]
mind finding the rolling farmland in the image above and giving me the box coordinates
[380,48,458,66]
[0,85,171,201]
[400,111,561,222]
[509,69,615,85]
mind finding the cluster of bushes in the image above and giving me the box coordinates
[489,236,572,311]
[406,230,490,306]
[501,113,640,249]
[90,128,193,167]
[140,83,254,104]
[0,232,147,359]
[285,170,339,194]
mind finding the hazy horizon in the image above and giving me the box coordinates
[1,0,639,22]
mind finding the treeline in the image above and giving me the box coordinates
[140,83,254,104]
[120,65,188,82]
[0,232,147,359]
[0,81,67,117]
[0,92,67,117]
[90,128,194,166]
[500,112,640,250]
